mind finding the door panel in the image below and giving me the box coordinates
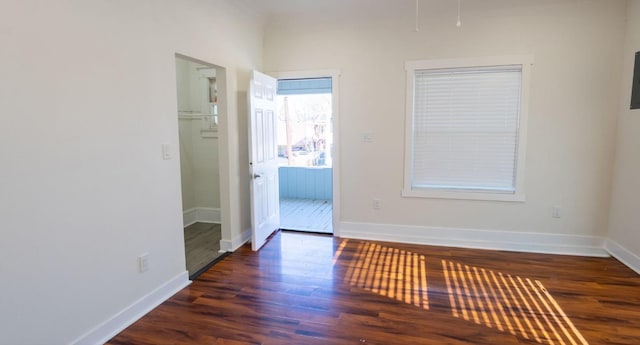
[248,71,280,251]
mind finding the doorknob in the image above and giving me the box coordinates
[253,173,262,179]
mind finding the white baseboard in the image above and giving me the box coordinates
[339,221,609,257]
[183,208,198,227]
[196,207,221,224]
[71,271,190,345]
[183,207,221,227]
[605,239,640,275]
[220,227,251,252]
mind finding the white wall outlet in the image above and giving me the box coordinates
[162,143,172,160]
[138,253,150,273]
[552,206,561,219]
[373,198,381,210]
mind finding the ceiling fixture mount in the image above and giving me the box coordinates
[415,0,462,31]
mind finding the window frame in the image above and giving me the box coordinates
[403,55,533,202]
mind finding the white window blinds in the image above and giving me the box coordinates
[411,65,522,193]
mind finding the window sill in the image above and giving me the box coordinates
[402,188,526,202]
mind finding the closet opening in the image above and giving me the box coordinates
[175,54,227,279]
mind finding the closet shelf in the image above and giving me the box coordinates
[178,113,208,119]
[200,129,218,138]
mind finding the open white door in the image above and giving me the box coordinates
[248,70,280,251]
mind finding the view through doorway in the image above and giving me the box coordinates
[277,77,333,234]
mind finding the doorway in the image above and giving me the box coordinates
[276,76,335,234]
[175,54,225,278]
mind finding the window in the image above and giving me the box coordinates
[404,56,532,201]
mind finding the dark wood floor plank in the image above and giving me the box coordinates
[108,232,640,345]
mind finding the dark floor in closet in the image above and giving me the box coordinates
[183,222,222,277]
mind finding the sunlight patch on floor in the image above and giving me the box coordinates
[343,241,429,310]
[442,259,589,345]
[338,239,590,345]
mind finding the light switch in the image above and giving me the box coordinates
[138,253,150,273]
[162,143,172,160]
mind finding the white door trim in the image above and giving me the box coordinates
[269,69,342,236]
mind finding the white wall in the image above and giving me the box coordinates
[175,58,193,113]
[264,0,626,246]
[192,128,221,210]
[178,118,221,212]
[608,1,640,263]
[179,119,197,210]
[0,1,262,344]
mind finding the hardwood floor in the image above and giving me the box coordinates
[280,198,333,233]
[109,231,640,345]
[184,222,222,276]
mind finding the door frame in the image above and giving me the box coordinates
[269,69,341,236]
[174,53,229,256]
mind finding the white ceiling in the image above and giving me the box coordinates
[236,0,590,20]
[236,0,412,20]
